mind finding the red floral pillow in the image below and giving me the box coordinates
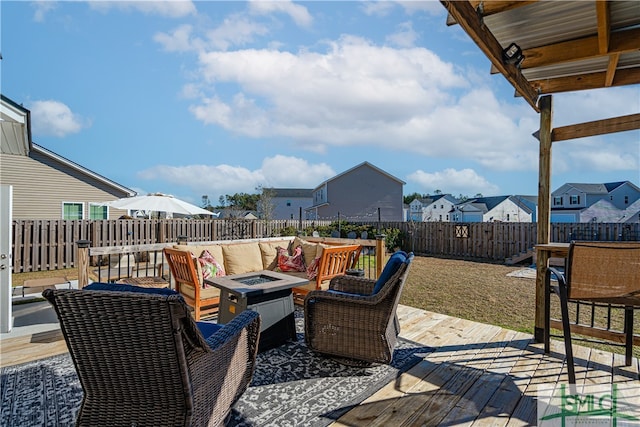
[198,249,225,288]
[306,256,321,280]
[276,245,306,272]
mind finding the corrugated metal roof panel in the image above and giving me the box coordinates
[485,2,597,50]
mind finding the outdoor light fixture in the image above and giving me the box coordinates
[502,42,524,68]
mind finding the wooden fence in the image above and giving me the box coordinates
[11,219,640,273]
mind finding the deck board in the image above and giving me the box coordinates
[1,304,638,425]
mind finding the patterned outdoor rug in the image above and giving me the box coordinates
[1,311,431,427]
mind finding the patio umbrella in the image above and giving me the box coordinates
[108,193,215,217]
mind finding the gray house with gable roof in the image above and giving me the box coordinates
[551,181,640,223]
[305,162,405,222]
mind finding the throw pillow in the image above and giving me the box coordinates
[276,245,306,272]
[198,250,225,288]
[306,256,321,280]
[372,251,408,294]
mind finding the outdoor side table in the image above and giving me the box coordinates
[116,276,170,289]
[205,270,309,352]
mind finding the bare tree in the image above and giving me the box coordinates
[256,186,276,221]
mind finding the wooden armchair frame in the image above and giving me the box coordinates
[292,244,362,300]
[164,247,220,320]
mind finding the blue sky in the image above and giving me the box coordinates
[2,1,639,206]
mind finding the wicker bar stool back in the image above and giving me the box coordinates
[43,288,260,427]
[545,241,640,384]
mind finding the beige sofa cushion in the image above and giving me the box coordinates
[259,240,291,270]
[173,244,224,263]
[179,283,220,301]
[173,244,225,284]
[222,242,264,275]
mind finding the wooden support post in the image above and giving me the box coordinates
[375,234,386,278]
[535,95,553,343]
[77,240,91,289]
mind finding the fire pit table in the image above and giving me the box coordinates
[205,270,308,352]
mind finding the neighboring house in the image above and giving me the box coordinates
[215,208,258,219]
[263,188,313,220]
[0,94,135,220]
[451,196,534,223]
[305,162,405,221]
[408,194,458,222]
[551,181,640,223]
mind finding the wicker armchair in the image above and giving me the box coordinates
[304,251,414,364]
[43,286,260,427]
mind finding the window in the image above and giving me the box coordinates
[506,214,510,221]
[625,196,629,204]
[553,196,563,206]
[440,205,444,209]
[569,195,580,205]
[286,200,291,206]
[63,202,84,220]
[89,204,108,219]
[439,215,442,221]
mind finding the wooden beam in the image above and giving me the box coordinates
[605,52,620,87]
[535,95,553,343]
[471,0,538,16]
[441,0,540,111]
[521,27,640,70]
[551,113,640,142]
[596,0,611,54]
[447,1,537,25]
[532,67,640,94]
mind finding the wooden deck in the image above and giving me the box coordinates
[2,304,638,425]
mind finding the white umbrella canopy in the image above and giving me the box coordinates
[108,193,214,218]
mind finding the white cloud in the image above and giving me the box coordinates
[408,168,500,196]
[31,1,57,22]
[553,87,640,127]
[89,0,196,18]
[552,135,639,174]
[188,36,544,171]
[29,100,90,137]
[138,156,334,196]
[248,0,313,28]
[206,15,270,51]
[361,1,445,17]
[386,21,419,48]
[190,35,466,146]
[154,25,204,52]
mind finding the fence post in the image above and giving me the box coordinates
[375,234,386,277]
[76,240,91,289]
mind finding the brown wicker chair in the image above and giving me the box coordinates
[304,251,414,364]
[545,241,640,384]
[43,286,260,427]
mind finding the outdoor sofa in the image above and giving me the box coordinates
[167,236,362,320]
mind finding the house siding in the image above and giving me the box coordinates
[1,152,130,219]
[315,165,403,221]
